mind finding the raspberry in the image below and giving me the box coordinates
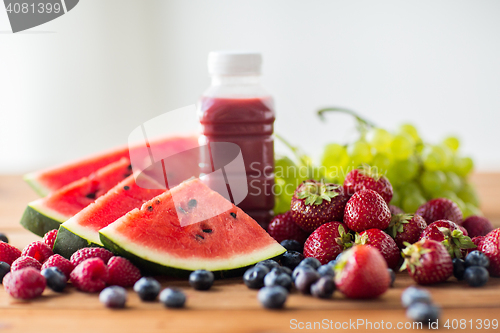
[11,256,42,272]
[70,247,113,267]
[267,211,309,244]
[107,256,141,287]
[0,242,22,265]
[21,241,53,264]
[41,254,74,279]
[70,258,109,293]
[462,216,494,238]
[42,229,58,250]
[3,268,46,299]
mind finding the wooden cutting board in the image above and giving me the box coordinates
[1,174,499,333]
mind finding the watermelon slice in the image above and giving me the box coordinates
[53,173,165,258]
[99,178,285,277]
[24,135,199,197]
[20,158,133,237]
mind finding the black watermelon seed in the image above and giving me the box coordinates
[178,207,187,214]
[124,173,132,178]
[86,192,96,199]
[127,164,132,170]
[196,234,205,240]
[147,206,153,211]
[230,212,236,218]
[188,199,197,209]
[156,200,160,204]
[202,229,213,233]
[124,186,130,190]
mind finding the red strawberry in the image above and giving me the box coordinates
[3,268,46,299]
[0,242,22,265]
[462,216,493,238]
[355,229,400,269]
[472,236,485,249]
[21,241,53,264]
[42,229,58,250]
[41,254,75,279]
[334,245,390,299]
[70,258,109,293]
[478,228,500,277]
[290,180,348,232]
[267,211,309,244]
[107,256,142,287]
[70,247,113,267]
[343,189,391,232]
[389,205,405,215]
[386,214,427,249]
[419,220,476,259]
[415,198,463,225]
[343,166,393,203]
[11,256,42,272]
[401,239,453,285]
[303,222,352,264]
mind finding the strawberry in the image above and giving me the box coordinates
[415,198,463,225]
[41,254,75,279]
[0,242,22,265]
[389,205,405,215]
[290,180,348,232]
[472,236,485,249]
[21,241,53,264]
[401,239,453,285]
[462,216,494,238]
[267,211,309,244]
[70,258,109,293]
[42,229,58,250]
[343,189,391,232]
[303,222,352,264]
[11,256,42,272]
[343,166,393,203]
[355,229,400,269]
[334,245,390,299]
[478,228,500,277]
[419,220,476,259]
[386,214,427,249]
[107,256,142,287]
[70,247,113,267]
[3,268,46,300]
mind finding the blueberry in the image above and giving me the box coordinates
[292,265,316,282]
[465,251,490,269]
[256,259,280,271]
[159,287,186,308]
[388,268,396,287]
[317,265,335,277]
[0,261,10,282]
[406,302,440,324]
[401,286,432,308]
[189,270,214,291]
[327,259,337,267]
[335,252,345,262]
[99,286,127,308]
[453,258,466,280]
[0,233,8,243]
[134,277,161,301]
[264,268,293,291]
[258,286,288,309]
[41,267,67,292]
[298,257,321,270]
[279,266,292,276]
[464,266,489,287]
[280,251,304,270]
[295,269,320,294]
[310,276,335,299]
[280,239,302,253]
[243,265,269,289]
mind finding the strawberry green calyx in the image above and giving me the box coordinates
[336,225,353,249]
[400,241,432,274]
[296,181,340,206]
[333,247,352,275]
[386,214,413,238]
[437,227,476,259]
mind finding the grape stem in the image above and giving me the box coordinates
[317,107,376,128]
[275,133,309,167]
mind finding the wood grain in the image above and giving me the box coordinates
[1,174,500,333]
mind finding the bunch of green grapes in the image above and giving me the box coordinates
[274,108,480,218]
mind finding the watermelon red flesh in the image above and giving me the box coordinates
[54,173,166,258]
[20,158,133,236]
[25,135,199,196]
[99,178,285,273]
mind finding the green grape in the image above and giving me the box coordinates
[457,183,480,206]
[399,123,420,142]
[402,193,426,214]
[443,136,460,152]
[439,145,453,171]
[347,140,373,167]
[390,133,414,160]
[421,145,445,171]
[386,155,419,186]
[371,153,392,174]
[390,189,401,208]
[442,171,462,193]
[453,156,474,177]
[420,170,446,195]
[366,128,392,152]
[321,143,349,182]
[400,181,424,199]
[274,156,296,180]
[463,203,483,218]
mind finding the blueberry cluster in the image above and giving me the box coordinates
[453,251,489,287]
[401,286,440,324]
[130,276,187,309]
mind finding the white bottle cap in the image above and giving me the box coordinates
[207,51,262,75]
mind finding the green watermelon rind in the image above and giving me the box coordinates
[23,173,50,197]
[99,231,286,278]
[19,200,68,237]
[53,226,102,259]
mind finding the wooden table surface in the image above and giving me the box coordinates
[1,174,500,333]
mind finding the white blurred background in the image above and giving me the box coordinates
[1,0,499,173]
